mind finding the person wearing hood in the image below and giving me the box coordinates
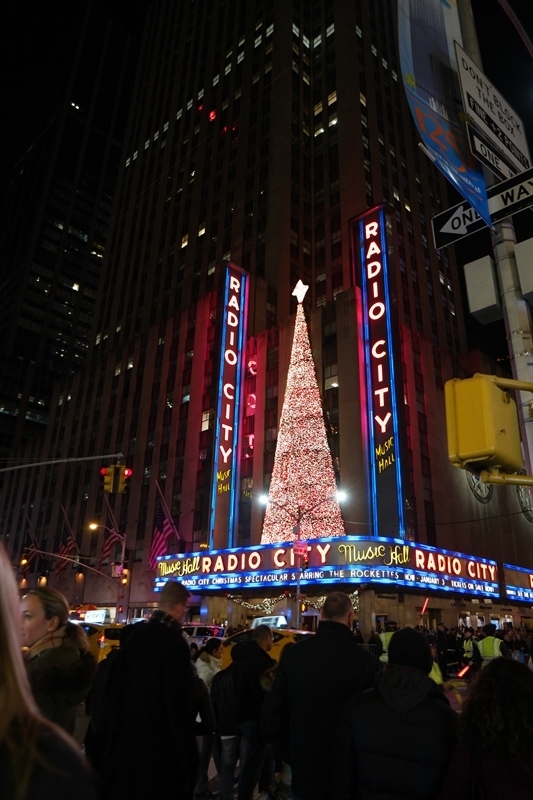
[20,587,96,739]
[334,626,457,800]
[195,637,224,688]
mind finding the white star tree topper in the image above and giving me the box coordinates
[292,280,309,304]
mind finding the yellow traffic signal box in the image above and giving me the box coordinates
[445,375,523,473]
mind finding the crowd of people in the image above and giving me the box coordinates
[1,545,533,800]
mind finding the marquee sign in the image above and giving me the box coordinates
[354,207,405,537]
[155,536,499,597]
[503,563,533,603]
[209,263,249,549]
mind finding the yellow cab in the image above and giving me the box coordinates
[220,627,313,669]
[74,621,124,663]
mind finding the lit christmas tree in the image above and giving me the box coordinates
[261,281,345,544]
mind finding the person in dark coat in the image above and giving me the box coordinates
[435,622,450,679]
[211,644,246,800]
[20,587,96,739]
[0,541,97,800]
[232,624,276,800]
[268,591,380,800]
[437,657,533,800]
[84,623,138,770]
[334,626,457,800]
[95,580,198,800]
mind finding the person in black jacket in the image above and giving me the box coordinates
[334,626,457,800]
[268,592,380,800]
[210,644,245,800]
[95,580,198,800]
[232,625,276,800]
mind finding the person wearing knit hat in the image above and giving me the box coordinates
[334,626,457,800]
[388,626,433,673]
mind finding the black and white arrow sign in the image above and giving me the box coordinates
[431,203,486,249]
[432,166,533,248]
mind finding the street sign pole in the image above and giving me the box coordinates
[458,0,533,482]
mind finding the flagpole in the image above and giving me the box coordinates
[60,505,79,554]
[103,494,120,534]
[155,480,181,540]
[25,515,40,547]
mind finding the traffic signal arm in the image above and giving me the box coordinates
[445,373,531,478]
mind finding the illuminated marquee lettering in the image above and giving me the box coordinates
[210,264,249,548]
[155,537,499,597]
[356,207,405,536]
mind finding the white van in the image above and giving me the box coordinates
[251,615,289,629]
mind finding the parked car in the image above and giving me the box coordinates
[220,627,313,668]
[73,621,124,663]
[182,624,225,647]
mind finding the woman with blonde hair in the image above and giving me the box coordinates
[21,586,96,737]
[0,542,97,799]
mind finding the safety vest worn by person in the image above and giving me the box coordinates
[378,630,396,662]
[476,635,501,666]
[462,636,477,660]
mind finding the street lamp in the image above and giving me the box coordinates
[89,523,127,622]
[259,490,346,629]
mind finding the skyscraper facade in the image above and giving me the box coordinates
[0,4,137,457]
[2,1,532,627]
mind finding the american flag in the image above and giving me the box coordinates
[22,540,40,572]
[149,501,174,571]
[55,527,76,578]
[96,518,122,572]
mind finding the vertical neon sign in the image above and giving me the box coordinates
[209,263,249,549]
[356,206,405,538]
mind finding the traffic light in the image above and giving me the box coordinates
[445,375,523,473]
[101,466,115,493]
[302,554,309,569]
[117,467,133,493]
[121,569,129,586]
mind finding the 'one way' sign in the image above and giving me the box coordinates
[432,167,533,248]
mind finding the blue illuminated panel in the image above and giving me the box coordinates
[209,264,249,549]
[155,536,499,597]
[357,206,405,538]
[503,563,533,602]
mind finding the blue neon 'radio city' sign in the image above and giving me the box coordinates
[209,263,249,549]
[155,536,499,597]
[354,207,405,538]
